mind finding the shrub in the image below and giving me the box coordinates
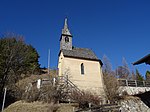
[103,73,120,103]
[70,90,102,108]
[22,84,62,104]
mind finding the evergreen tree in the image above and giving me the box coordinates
[146,71,150,81]
[0,34,40,96]
[135,69,144,81]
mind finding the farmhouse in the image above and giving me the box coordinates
[133,54,150,65]
[58,18,105,95]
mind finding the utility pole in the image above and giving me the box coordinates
[1,88,7,112]
[48,49,50,75]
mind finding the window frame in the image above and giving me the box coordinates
[81,63,84,75]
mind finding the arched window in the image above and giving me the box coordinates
[65,36,69,43]
[81,63,84,75]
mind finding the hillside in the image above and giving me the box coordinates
[4,101,75,112]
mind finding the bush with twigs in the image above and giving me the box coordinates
[70,90,102,109]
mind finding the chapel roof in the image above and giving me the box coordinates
[60,47,103,65]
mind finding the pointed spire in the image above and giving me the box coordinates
[64,18,68,29]
[62,18,72,36]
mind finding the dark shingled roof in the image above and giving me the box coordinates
[133,54,150,65]
[60,47,103,65]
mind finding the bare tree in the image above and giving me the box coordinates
[102,55,119,103]
[102,55,112,75]
[131,70,136,80]
[70,90,102,108]
[116,58,130,79]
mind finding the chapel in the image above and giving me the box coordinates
[58,18,105,95]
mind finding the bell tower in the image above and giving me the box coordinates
[60,18,73,50]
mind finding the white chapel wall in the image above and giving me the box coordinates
[59,55,105,95]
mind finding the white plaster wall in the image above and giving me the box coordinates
[58,52,105,96]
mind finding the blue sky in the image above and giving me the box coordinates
[0,0,150,76]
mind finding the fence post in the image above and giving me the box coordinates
[73,107,75,112]
[53,77,56,86]
[143,81,145,87]
[1,88,7,112]
[126,80,128,86]
[135,80,137,87]
[37,79,41,89]
[89,103,91,111]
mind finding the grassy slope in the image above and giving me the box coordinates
[4,101,75,112]
[4,101,57,112]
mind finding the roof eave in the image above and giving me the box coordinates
[133,54,150,65]
[64,55,103,66]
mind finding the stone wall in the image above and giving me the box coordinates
[119,86,150,95]
[119,96,150,112]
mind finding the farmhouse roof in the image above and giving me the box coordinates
[133,54,150,65]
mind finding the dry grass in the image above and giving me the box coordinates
[3,101,77,112]
[121,95,140,101]
[11,70,58,100]
[4,101,59,112]
[16,69,57,90]
[8,74,53,100]
[17,74,51,89]
[56,104,75,112]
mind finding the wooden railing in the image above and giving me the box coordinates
[34,75,82,95]
[118,79,150,87]
[57,76,81,93]
[75,104,120,112]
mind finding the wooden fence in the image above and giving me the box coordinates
[118,79,150,87]
[75,104,120,112]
